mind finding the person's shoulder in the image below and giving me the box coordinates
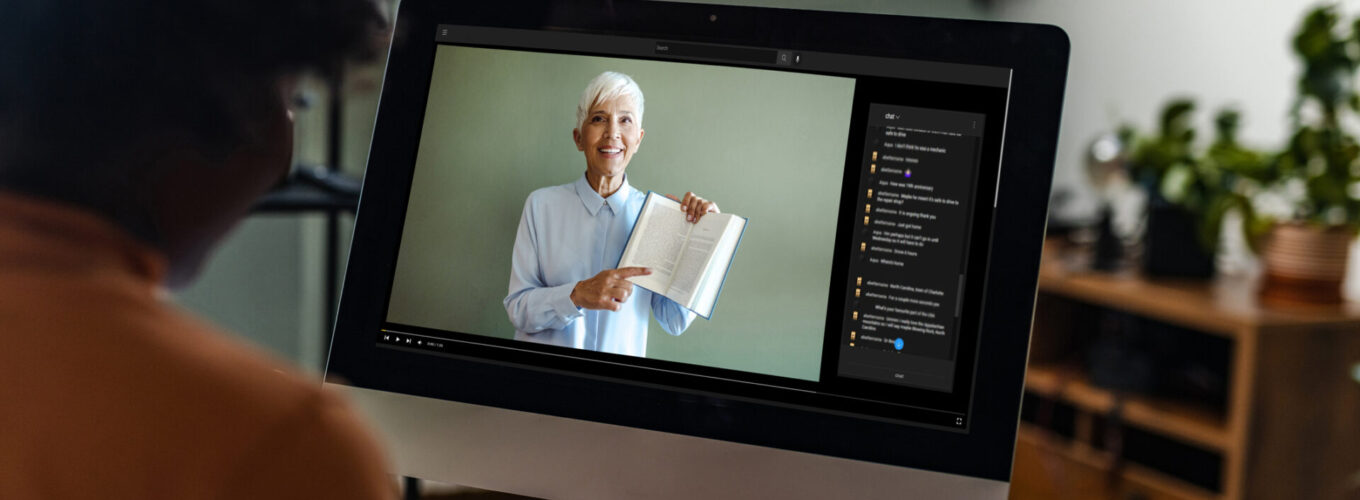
[0,256,327,427]
[213,371,392,498]
[0,288,390,497]
[146,309,345,422]
[150,311,394,494]
[523,178,580,208]
[627,185,649,204]
[527,179,577,199]
[139,311,392,494]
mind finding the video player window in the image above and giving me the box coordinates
[379,32,1011,430]
[387,45,853,381]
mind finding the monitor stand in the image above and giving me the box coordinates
[334,385,1010,499]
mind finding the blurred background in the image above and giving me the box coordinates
[175,1,1360,498]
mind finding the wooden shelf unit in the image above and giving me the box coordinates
[1015,426,1218,500]
[1025,363,1229,452]
[1013,242,1360,500]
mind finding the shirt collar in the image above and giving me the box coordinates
[574,173,633,216]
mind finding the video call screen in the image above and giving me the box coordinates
[377,26,1011,430]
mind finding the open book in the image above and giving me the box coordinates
[618,192,747,319]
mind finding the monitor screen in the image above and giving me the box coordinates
[327,4,1068,491]
[373,24,1011,431]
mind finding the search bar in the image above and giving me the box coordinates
[654,42,777,64]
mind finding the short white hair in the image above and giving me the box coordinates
[575,71,644,129]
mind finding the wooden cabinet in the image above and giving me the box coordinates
[1012,242,1360,500]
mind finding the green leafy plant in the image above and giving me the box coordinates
[1121,4,1360,255]
[1202,109,1271,253]
[1271,5,1360,228]
[1124,100,1267,254]
[1126,99,1197,193]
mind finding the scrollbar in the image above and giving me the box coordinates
[955,274,965,318]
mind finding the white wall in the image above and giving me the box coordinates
[992,0,1313,222]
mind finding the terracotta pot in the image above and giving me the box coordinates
[1259,222,1356,305]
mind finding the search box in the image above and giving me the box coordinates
[654,42,777,64]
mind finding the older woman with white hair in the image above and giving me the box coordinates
[504,71,719,357]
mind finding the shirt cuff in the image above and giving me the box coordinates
[550,283,585,322]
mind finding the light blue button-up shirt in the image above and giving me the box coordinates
[505,174,694,357]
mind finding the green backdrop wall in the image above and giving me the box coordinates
[386,45,855,381]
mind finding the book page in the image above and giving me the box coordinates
[666,230,716,303]
[691,216,746,318]
[666,213,734,306]
[619,194,690,293]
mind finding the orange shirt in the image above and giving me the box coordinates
[0,191,393,498]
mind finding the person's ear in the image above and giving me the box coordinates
[573,128,584,152]
[636,128,644,152]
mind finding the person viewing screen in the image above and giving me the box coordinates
[504,71,720,357]
[0,1,393,498]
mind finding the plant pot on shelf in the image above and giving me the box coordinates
[1143,196,1215,279]
[1259,222,1355,305]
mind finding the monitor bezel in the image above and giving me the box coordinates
[327,0,1068,482]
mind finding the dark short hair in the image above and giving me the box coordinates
[0,0,385,175]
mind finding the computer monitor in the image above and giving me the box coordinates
[325,1,1068,497]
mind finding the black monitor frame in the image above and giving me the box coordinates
[327,0,1067,482]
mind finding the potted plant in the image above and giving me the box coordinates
[1123,102,1272,280]
[1127,5,1360,302]
[1253,5,1360,304]
[1125,99,1219,278]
